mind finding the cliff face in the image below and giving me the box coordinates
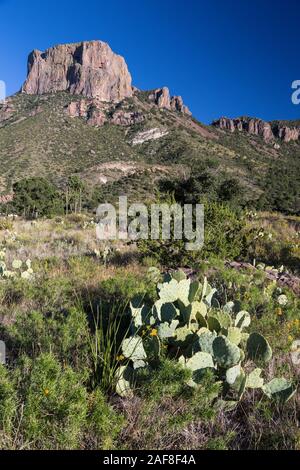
[275,125,300,142]
[21,40,191,118]
[66,99,145,127]
[149,87,191,115]
[212,116,300,143]
[21,41,133,102]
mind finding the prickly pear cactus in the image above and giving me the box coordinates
[115,270,296,404]
[115,365,135,398]
[246,332,272,362]
[213,336,241,368]
[246,368,264,389]
[263,378,296,402]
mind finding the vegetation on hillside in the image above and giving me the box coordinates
[0,212,299,450]
[0,90,300,450]
[1,92,300,215]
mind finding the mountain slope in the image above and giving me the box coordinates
[0,40,299,213]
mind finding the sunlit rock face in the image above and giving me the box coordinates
[22,40,133,102]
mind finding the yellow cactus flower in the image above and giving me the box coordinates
[150,328,158,337]
[44,389,49,396]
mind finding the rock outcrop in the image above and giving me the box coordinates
[149,87,191,115]
[66,99,145,127]
[87,108,107,127]
[212,117,274,142]
[67,100,89,118]
[20,40,194,125]
[275,126,300,143]
[212,116,300,143]
[0,194,13,204]
[66,99,107,126]
[0,100,14,123]
[132,128,169,145]
[111,110,145,126]
[22,41,133,102]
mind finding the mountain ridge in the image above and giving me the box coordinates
[0,40,299,214]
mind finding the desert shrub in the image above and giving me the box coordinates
[202,201,247,259]
[159,170,245,208]
[257,161,300,215]
[0,365,17,448]
[18,353,88,449]
[119,359,223,450]
[4,307,90,371]
[0,218,13,231]
[138,199,247,267]
[12,177,64,219]
[86,388,124,449]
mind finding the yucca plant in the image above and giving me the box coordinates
[88,299,137,392]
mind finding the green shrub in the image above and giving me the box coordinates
[119,359,223,450]
[87,388,124,449]
[0,365,17,448]
[5,308,90,371]
[202,201,247,259]
[138,199,247,267]
[0,218,13,231]
[12,177,64,219]
[20,353,88,449]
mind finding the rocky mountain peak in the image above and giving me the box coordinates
[20,40,192,118]
[149,87,191,115]
[21,40,133,102]
[212,116,300,143]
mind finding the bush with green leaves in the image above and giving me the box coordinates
[115,270,296,406]
[0,353,124,450]
[0,365,17,448]
[18,353,88,449]
[4,307,90,369]
[87,388,125,450]
[138,199,247,267]
[12,177,64,219]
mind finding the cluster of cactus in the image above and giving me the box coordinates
[94,245,117,266]
[82,219,97,230]
[115,270,296,404]
[0,248,34,280]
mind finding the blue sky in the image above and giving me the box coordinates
[0,0,299,123]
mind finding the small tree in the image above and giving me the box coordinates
[12,177,64,219]
[65,176,85,215]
